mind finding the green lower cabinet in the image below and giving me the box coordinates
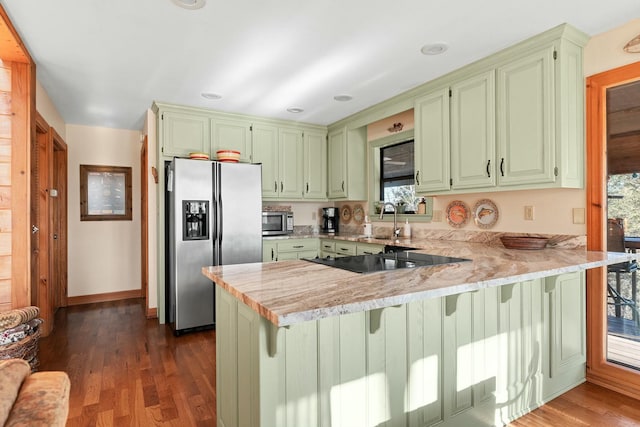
[263,238,319,261]
[216,270,586,427]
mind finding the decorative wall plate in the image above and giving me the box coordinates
[473,199,499,229]
[340,205,352,224]
[446,200,470,228]
[352,204,365,224]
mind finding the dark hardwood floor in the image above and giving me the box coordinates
[38,299,640,426]
[38,298,216,426]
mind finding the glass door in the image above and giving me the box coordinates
[606,79,640,369]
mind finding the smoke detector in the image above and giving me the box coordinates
[172,0,206,10]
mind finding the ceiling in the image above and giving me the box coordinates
[2,0,640,131]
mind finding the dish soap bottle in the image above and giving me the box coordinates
[363,216,372,237]
[403,219,411,238]
[417,197,426,215]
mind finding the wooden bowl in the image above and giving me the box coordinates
[216,150,240,162]
[500,235,549,250]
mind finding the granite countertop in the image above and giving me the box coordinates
[203,238,637,327]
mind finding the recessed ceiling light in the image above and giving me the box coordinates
[201,93,222,100]
[287,107,304,113]
[334,95,353,102]
[420,43,448,55]
[171,0,206,10]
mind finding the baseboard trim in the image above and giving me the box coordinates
[146,307,158,319]
[67,289,142,306]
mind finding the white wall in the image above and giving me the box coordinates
[35,80,66,139]
[584,19,640,77]
[66,125,141,297]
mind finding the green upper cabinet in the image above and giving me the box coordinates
[278,127,304,199]
[414,88,450,193]
[412,25,586,195]
[451,70,496,189]
[496,46,555,186]
[328,128,347,198]
[303,130,327,200]
[252,124,304,200]
[327,126,366,200]
[252,123,280,197]
[210,118,253,163]
[158,108,210,157]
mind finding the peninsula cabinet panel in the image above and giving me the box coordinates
[542,271,586,399]
[160,110,210,157]
[216,271,586,427]
[211,118,252,163]
[497,46,555,186]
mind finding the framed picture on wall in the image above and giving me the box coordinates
[80,164,132,221]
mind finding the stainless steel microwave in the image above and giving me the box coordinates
[262,211,293,236]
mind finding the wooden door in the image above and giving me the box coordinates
[32,113,52,335]
[30,113,67,336]
[51,129,67,309]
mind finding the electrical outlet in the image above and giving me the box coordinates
[432,210,443,222]
[524,206,534,221]
[572,208,585,224]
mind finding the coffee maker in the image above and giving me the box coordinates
[321,207,339,233]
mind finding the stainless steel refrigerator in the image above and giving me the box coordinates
[166,158,262,334]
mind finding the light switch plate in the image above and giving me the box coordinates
[524,206,534,221]
[572,208,585,224]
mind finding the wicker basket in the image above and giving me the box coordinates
[0,327,41,371]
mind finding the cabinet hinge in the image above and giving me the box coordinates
[553,50,557,60]
[449,178,453,186]
[161,113,164,120]
[250,125,253,132]
[449,89,452,97]
[554,166,558,176]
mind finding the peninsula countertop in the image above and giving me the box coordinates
[203,238,636,327]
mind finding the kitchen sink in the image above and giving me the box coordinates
[306,251,471,274]
[383,244,416,253]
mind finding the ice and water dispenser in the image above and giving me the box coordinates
[183,200,209,240]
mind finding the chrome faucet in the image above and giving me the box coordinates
[379,202,400,238]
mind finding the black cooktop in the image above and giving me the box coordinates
[306,251,471,274]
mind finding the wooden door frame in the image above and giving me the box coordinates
[141,135,151,317]
[33,112,52,335]
[586,60,640,399]
[52,128,67,308]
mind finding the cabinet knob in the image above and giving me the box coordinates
[415,171,420,186]
[274,181,278,192]
[341,181,345,191]
[281,182,283,192]
[500,158,505,177]
[486,159,491,178]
